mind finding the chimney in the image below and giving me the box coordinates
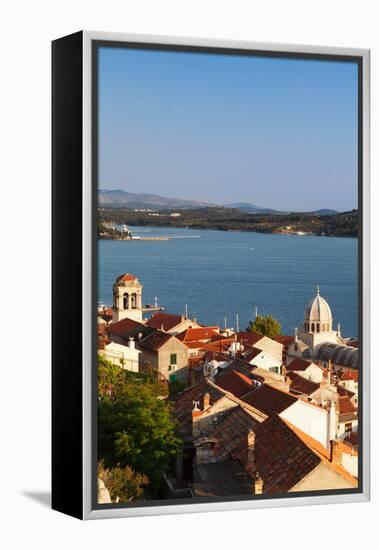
[254,472,264,495]
[203,392,211,411]
[247,430,256,466]
[192,400,202,438]
[128,337,135,349]
[328,400,337,446]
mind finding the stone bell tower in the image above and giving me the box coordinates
[112,273,143,323]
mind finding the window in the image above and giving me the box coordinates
[170,353,177,365]
[345,422,353,433]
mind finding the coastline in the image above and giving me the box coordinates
[98,224,357,240]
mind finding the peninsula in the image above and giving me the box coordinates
[98,206,358,239]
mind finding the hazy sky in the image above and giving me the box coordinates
[98,46,358,211]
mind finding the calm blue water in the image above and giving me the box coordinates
[98,226,358,338]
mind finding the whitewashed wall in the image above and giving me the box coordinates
[280,400,329,448]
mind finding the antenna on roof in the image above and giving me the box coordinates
[224,316,227,329]
[236,314,240,333]
[255,306,258,320]
[154,296,158,308]
[185,303,188,319]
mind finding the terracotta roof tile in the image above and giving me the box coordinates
[177,327,220,343]
[336,385,355,398]
[241,384,297,415]
[339,371,358,382]
[139,329,174,351]
[345,431,359,448]
[146,312,184,331]
[274,335,295,346]
[116,273,138,283]
[108,317,144,337]
[173,380,225,430]
[338,395,356,415]
[231,415,321,494]
[200,339,235,353]
[216,371,254,398]
[216,358,264,384]
[236,331,264,347]
[286,358,313,372]
[287,372,320,396]
[203,350,231,362]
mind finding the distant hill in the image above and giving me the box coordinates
[98,189,216,209]
[225,202,287,214]
[226,203,338,216]
[99,190,339,216]
[307,209,339,216]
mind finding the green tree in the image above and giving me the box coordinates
[98,357,180,493]
[98,461,149,503]
[247,315,282,338]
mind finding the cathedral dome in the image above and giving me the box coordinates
[304,287,332,323]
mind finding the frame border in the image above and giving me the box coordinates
[82,31,370,520]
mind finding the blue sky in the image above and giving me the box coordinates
[98,47,358,211]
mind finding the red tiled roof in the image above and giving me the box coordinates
[274,335,295,346]
[287,372,320,396]
[339,371,358,382]
[338,396,356,415]
[241,384,297,416]
[174,381,225,430]
[286,358,313,372]
[336,385,355,398]
[216,371,254,398]
[200,338,235,353]
[146,312,183,331]
[283,420,358,486]
[203,350,231,363]
[138,329,174,351]
[345,431,359,448]
[177,327,220,343]
[236,331,264,347]
[216,358,260,382]
[211,406,260,459]
[231,415,321,494]
[116,273,138,283]
[108,317,144,337]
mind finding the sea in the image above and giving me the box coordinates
[98,225,358,338]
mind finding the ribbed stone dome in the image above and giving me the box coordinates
[304,287,333,323]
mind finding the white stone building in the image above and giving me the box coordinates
[102,339,141,372]
[287,287,358,371]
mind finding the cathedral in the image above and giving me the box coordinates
[287,287,358,370]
